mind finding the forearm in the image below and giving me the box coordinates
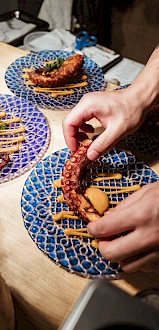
[129,46,159,114]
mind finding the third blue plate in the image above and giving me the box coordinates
[0,94,50,183]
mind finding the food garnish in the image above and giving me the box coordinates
[45,58,64,71]
[0,122,8,130]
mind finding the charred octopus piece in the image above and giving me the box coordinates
[29,54,84,88]
[0,153,10,169]
[62,140,100,223]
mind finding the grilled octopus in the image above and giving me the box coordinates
[0,153,10,169]
[29,54,84,88]
[62,140,101,223]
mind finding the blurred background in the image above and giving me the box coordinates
[0,0,159,64]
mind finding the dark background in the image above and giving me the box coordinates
[0,0,159,63]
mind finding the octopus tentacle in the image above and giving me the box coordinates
[62,140,100,223]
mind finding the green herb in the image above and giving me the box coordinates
[45,58,64,71]
[0,122,8,130]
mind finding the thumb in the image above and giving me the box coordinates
[87,126,120,161]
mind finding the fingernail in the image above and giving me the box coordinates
[87,149,99,161]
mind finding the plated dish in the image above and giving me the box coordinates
[21,146,158,279]
[5,50,105,110]
[0,94,50,183]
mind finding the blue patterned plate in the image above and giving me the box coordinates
[0,94,50,183]
[5,50,105,110]
[21,147,159,279]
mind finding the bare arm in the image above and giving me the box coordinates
[63,46,159,160]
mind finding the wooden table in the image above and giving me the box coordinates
[0,42,159,330]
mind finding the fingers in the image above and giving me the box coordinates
[98,227,159,263]
[62,96,95,151]
[120,251,159,273]
[87,206,137,238]
[98,231,138,262]
[62,122,79,152]
[87,124,122,161]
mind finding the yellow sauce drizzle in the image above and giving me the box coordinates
[0,127,26,135]
[64,228,92,238]
[81,75,88,81]
[53,179,62,188]
[34,81,88,94]
[23,74,29,79]
[26,80,35,86]
[0,136,25,146]
[0,111,6,118]
[91,239,99,249]
[89,184,140,194]
[57,194,65,202]
[0,145,20,153]
[92,174,122,181]
[109,201,120,205]
[51,90,74,98]
[23,68,33,72]
[2,117,21,124]
[53,211,78,221]
[0,135,25,141]
[90,172,122,177]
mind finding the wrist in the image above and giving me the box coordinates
[131,47,159,113]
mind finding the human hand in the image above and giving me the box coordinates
[63,87,146,161]
[87,182,159,273]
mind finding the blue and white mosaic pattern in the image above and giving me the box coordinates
[5,50,105,110]
[21,148,159,279]
[0,94,50,183]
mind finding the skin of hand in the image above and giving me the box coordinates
[87,182,159,273]
[62,47,159,161]
[63,87,146,161]
[62,47,159,274]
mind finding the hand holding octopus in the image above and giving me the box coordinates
[62,46,159,273]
